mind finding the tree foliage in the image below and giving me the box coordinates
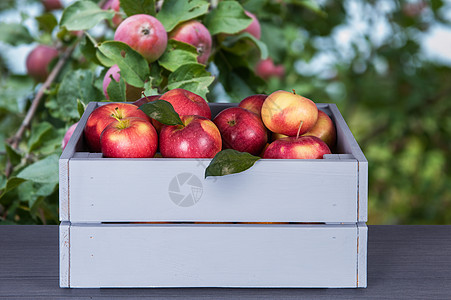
[0,0,450,224]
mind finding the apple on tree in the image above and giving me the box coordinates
[242,11,261,39]
[213,107,267,155]
[103,64,143,101]
[62,122,79,150]
[114,14,167,62]
[255,58,285,81]
[26,45,59,82]
[169,20,212,65]
[84,103,150,152]
[100,117,158,158]
[261,90,318,137]
[159,115,222,158]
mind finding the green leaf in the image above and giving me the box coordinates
[120,0,155,17]
[17,154,59,184]
[158,40,199,72]
[77,99,87,118]
[222,32,268,59]
[205,149,260,178]
[96,41,150,88]
[167,64,215,99]
[47,69,103,122]
[204,1,252,35]
[27,122,53,153]
[4,143,21,167]
[139,100,183,126]
[157,0,209,32]
[36,13,58,33]
[0,177,26,200]
[80,33,101,65]
[0,23,33,46]
[290,0,326,16]
[106,75,127,101]
[60,1,115,31]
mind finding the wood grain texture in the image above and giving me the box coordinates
[1,225,450,298]
[67,223,359,288]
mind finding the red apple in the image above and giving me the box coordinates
[213,107,267,155]
[169,20,212,65]
[255,58,285,80]
[301,110,336,148]
[261,90,318,136]
[159,115,222,158]
[103,64,143,101]
[152,88,211,132]
[100,117,158,158]
[131,94,161,107]
[242,11,261,39]
[62,122,78,149]
[26,45,59,82]
[114,14,167,62]
[84,103,150,152]
[263,136,331,159]
[238,94,267,118]
[42,0,62,11]
[103,0,123,27]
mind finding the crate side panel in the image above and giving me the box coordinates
[69,159,358,222]
[69,224,358,288]
[357,222,368,288]
[329,104,368,222]
[59,222,70,288]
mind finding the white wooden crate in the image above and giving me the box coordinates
[59,102,368,288]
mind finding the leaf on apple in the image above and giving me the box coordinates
[157,0,210,32]
[17,154,60,184]
[120,0,156,17]
[106,75,127,102]
[80,33,102,66]
[158,40,199,72]
[167,63,215,99]
[60,1,115,31]
[204,1,252,35]
[96,41,150,88]
[139,100,184,126]
[204,149,260,178]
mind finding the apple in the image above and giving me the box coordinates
[255,58,285,80]
[213,107,267,155]
[42,0,62,11]
[301,110,336,148]
[263,136,331,159]
[103,64,143,101]
[261,90,318,137]
[152,88,211,132]
[100,117,158,158]
[131,94,161,107]
[159,115,222,158]
[169,20,212,65]
[242,11,261,39]
[114,14,167,62]
[26,45,59,82]
[103,0,123,27]
[238,94,267,118]
[61,122,78,150]
[84,103,150,152]
[270,132,288,142]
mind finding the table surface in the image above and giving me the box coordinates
[0,225,450,299]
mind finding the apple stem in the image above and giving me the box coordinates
[292,89,296,95]
[141,91,150,102]
[296,120,304,139]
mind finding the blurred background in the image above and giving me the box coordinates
[0,0,450,224]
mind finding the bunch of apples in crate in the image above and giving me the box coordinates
[80,88,336,175]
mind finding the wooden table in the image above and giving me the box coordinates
[1,225,450,299]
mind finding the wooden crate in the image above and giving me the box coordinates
[59,102,368,288]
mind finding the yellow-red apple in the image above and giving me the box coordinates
[302,110,336,148]
[238,94,267,118]
[261,90,318,136]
